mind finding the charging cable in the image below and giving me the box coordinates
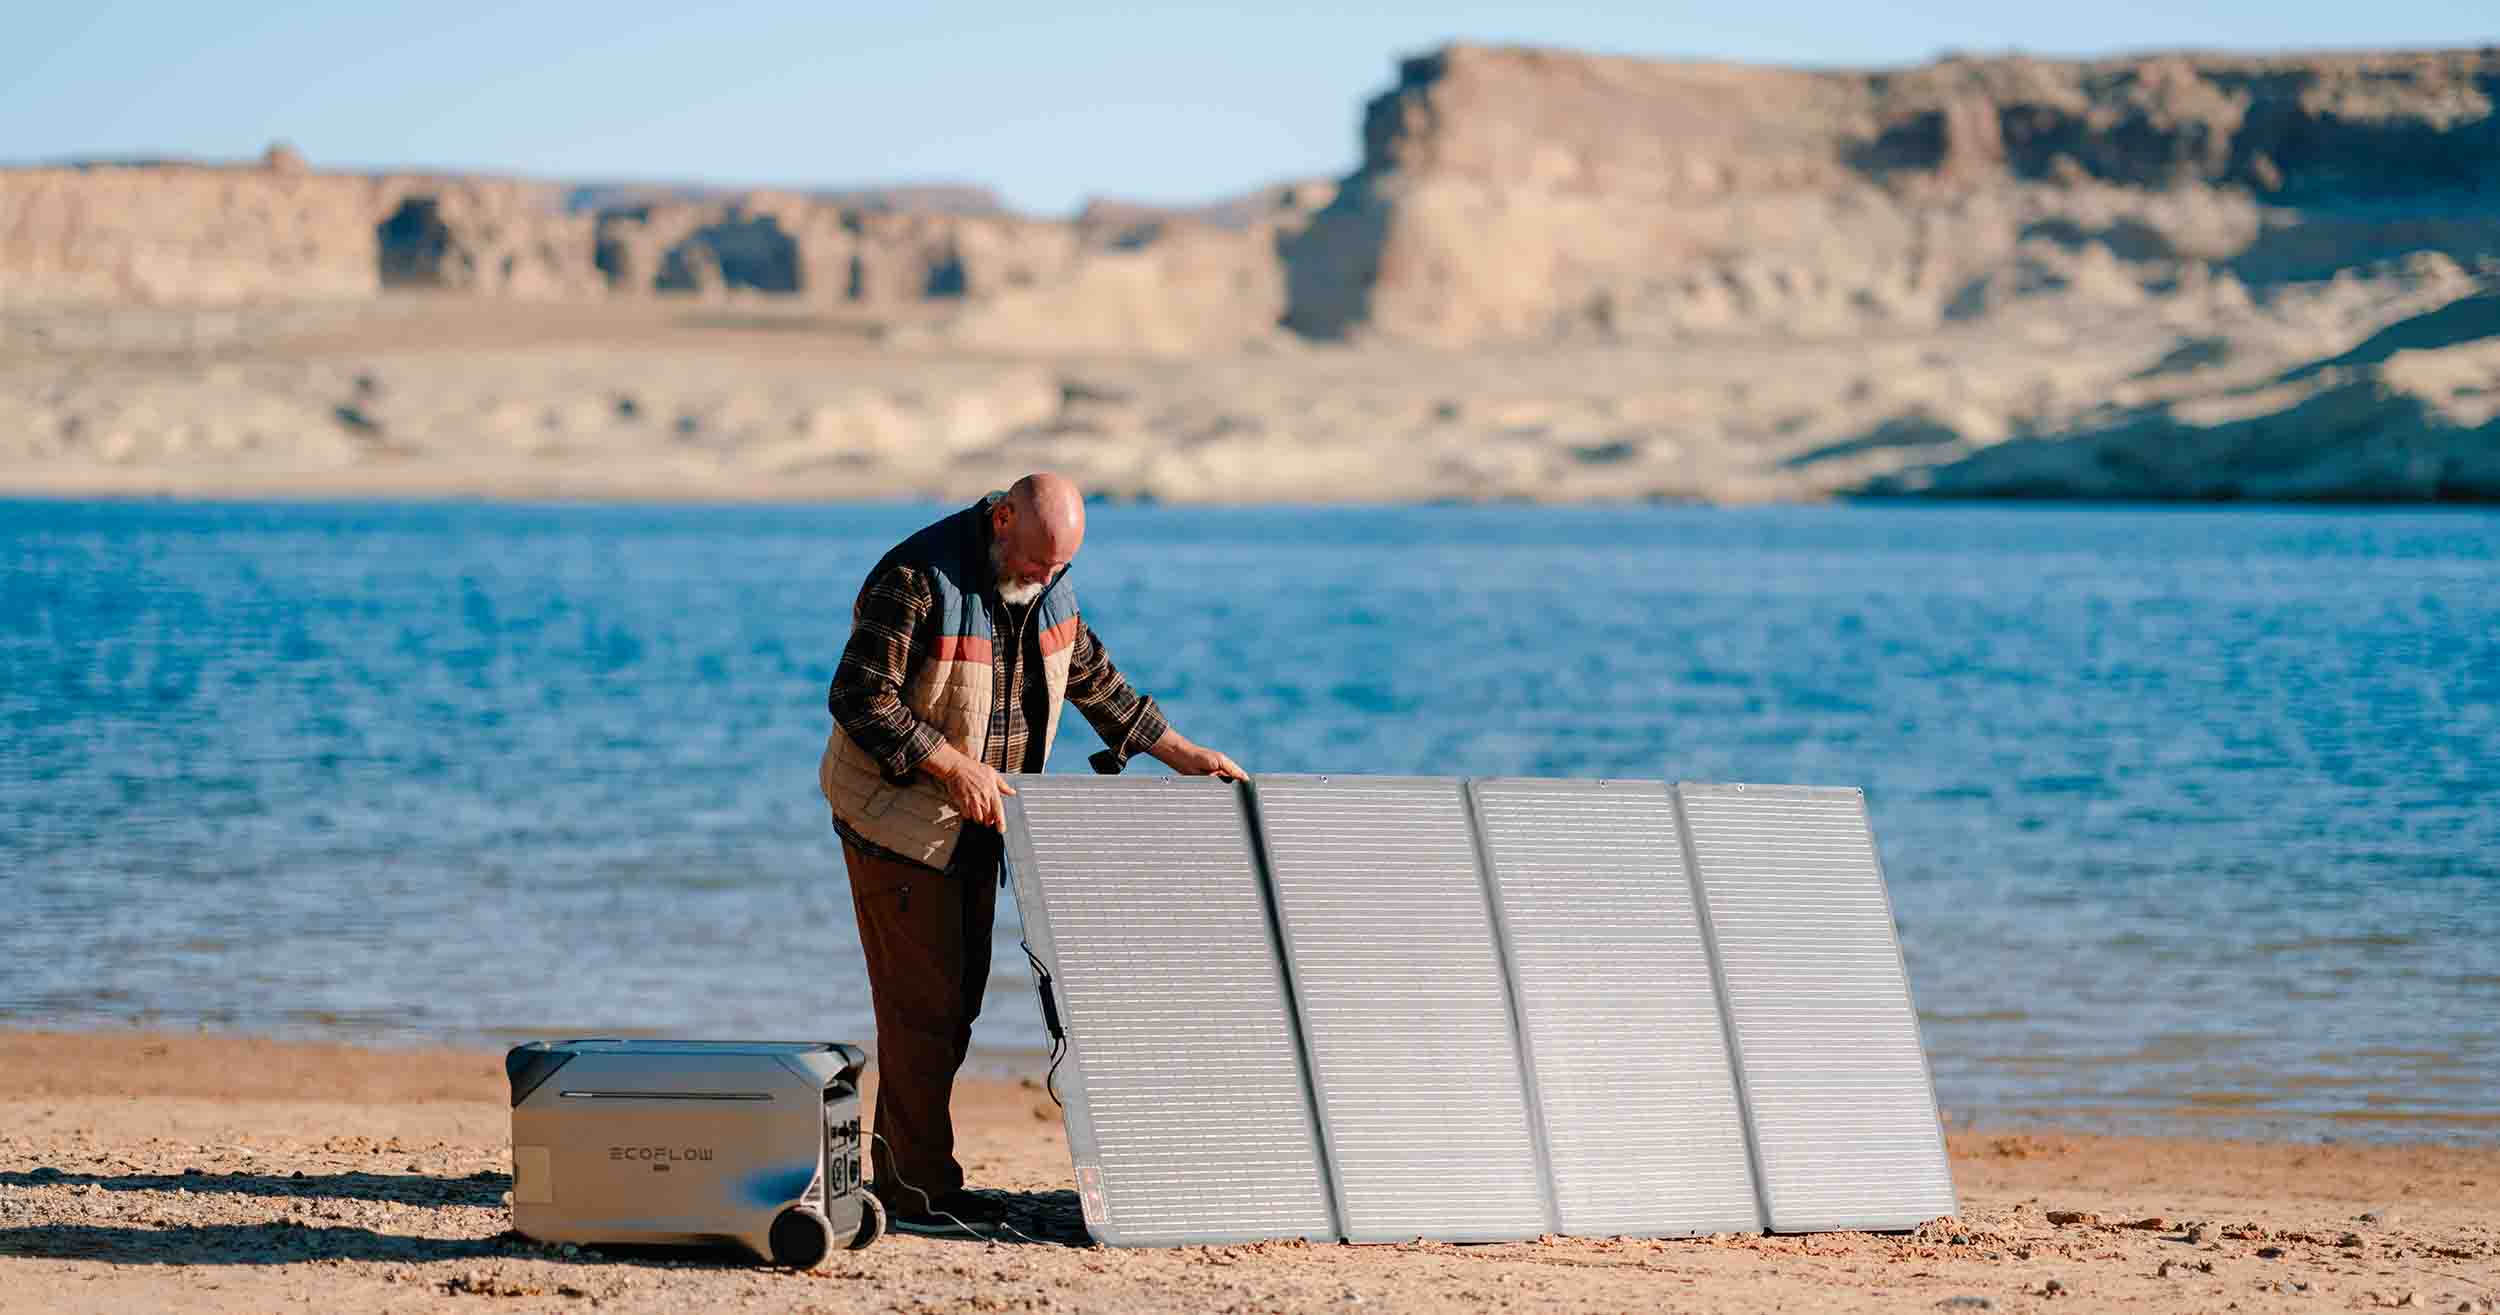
[866,1131,1062,1248]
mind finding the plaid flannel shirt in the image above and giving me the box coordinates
[826,562,1170,783]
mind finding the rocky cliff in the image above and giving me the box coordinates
[11,46,2497,347]
[1282,44,2500,344]
[6,45,2499,502]
[1863,287,2500,501]
[0,152,1088,312]
[3,151,1352,357]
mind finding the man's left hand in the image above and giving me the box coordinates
[1150,731,1246,782]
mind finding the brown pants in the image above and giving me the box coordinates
[841,838,998,1213]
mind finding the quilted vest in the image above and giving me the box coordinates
[819,496,1080,872]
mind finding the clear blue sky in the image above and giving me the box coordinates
[7,2,2493,215]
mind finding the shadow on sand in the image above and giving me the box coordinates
[0,1166,507,1207]
[0,1170,1091,1265]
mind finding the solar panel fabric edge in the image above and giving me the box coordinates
[1466,777,1766,1239]
[1247,774,1552,1244]
[1674,782,1958,1234]
[1004,774,1340,1247]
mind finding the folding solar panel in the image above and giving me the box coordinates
[1674,783,1957,1232]
[1000,772,1952,1248]
[1467,778,1764,1237]
[1003,775,1338,1246]
[1247,775,1553,1243]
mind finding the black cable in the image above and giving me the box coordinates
[1021,940,1068,1107]
[865,1132,1052,1246]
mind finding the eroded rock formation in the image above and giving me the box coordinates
[7,45,2500,502]
[1281,45,2500,343]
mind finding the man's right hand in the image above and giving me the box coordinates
[921,743,1017,830]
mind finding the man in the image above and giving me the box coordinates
[820,471,1243,1234]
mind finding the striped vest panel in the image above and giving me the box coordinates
[820,499,1080,871]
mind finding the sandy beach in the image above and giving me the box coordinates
[0,1030,2492,1313]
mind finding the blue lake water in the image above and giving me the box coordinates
[3,497,2496,1142]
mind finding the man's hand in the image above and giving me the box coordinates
[921,742,1018,829]
[1148,730,1246,782]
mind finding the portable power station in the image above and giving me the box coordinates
[505,1039,883,1266]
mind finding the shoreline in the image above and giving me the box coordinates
[15,1019,2497,1150]
[1,1028,2493,1313]
[10,485,2500,512]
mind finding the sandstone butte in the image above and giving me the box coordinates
[4,43,2498,503]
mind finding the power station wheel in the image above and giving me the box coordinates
[769,1207,834,1270]
[847,1193,887,1250]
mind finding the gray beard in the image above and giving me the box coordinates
[991,542,1045,605]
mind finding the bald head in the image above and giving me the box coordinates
[989,472,1087,603]
[1012,472,1086,549]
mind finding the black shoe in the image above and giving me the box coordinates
[883,1188,1012,1237]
